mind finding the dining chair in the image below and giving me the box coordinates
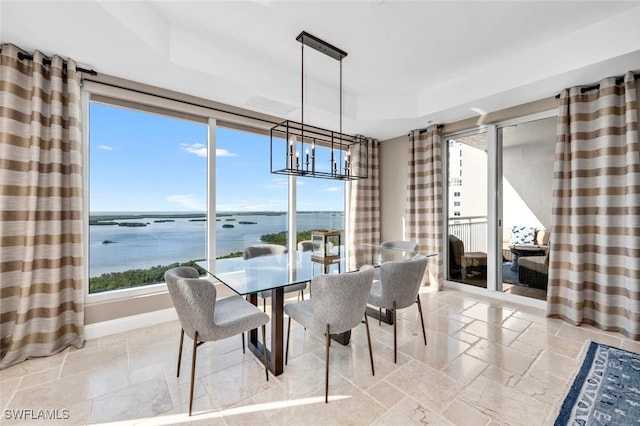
[284,265,375,403]
[368,255,428,363]
[164,267,270,416]
[243,244,307,311]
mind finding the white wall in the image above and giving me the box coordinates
[379,135,410,241]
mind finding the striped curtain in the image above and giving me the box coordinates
[347,138,380,268]
[547,71,639,340]
[406,126,444,289]
[0,44,84,368]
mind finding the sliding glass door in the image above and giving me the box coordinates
[445,130,489,289]
[498,115,556,300]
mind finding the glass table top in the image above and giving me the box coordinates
[196,244,436,296]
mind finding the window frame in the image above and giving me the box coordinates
[82,82,349,304]
[83,89,212,304]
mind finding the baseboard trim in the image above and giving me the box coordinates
[84,308,178,340]
[444,280,547,310]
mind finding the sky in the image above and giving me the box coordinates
[89,102,344,212]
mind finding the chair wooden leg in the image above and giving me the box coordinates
[392,301,397,364]
[189,331,198,416]
[364,314,375,376]
[300,289,304,300]
[285,316,292,365]
[379,308,382,326]
[263,298,266,312]
[177,328,184,377]
[242,332,245,354]
[325,324,330,403]
[416,295,427,346]
[262,324,269,382]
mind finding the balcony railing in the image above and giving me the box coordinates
[448,216,487,252]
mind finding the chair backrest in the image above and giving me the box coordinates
[380,240,419,262]
[310,265,375,335]
[243,244,288,260]
[164,266,217,340]
[448,235,464,267]
[297,240,315,252]
[379,255,429,310]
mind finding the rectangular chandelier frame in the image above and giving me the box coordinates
[270,120,369,180]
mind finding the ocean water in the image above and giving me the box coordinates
[89,211,344,277]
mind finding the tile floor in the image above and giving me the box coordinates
[2,287,639,425]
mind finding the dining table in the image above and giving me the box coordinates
[197,244,435,376]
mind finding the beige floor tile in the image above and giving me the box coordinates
[17,366,61,391]
[529,350,577,381]
[555,322,623,348]
[201,359,279,409]
[0,376,21,410]
[515,327,583,359]
[461,320,521,346]
[461,303,516,324]
[385,360,464,413]
[441,353,488,385]
[366,380,407,409]
[399,331,471,370]
[268,376,387,426]
[424,311,467,335]
[466,340,535,376]
[372,396,452,425]
[90,378,173,423]
[0,349,68,381]
[501,316,532,333]
[620,339,640,354]
[442,398,491,426]
[480,365,521,388]
[458,375,551,426]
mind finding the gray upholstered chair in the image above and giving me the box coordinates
[243,244,307,310]
[284,266,375,403]
[368,255,429,363]
[164,267,270,416]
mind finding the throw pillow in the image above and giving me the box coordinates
[510,226,536,245]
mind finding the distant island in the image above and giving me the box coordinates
[154,219,175,223]
[222,224,234,228]
[239,221,257,225]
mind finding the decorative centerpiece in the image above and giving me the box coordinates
[311,230,341,263]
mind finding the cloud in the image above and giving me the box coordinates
[216,149,237,157]
[98,145,113,151]
[166,194,206,210]
[324,187,341,192]
[180,143,207,157]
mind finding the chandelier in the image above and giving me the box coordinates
[270,31,368,180]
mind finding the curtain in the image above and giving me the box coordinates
[0,44,84,368]
[348,138,380,268]
[406,126,444,289]
[547,71,639,340]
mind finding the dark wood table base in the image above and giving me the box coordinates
[366,306,394,325]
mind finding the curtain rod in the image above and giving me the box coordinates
[13,51,98,75]
[407,124,445,137]
[554,72,640,99]
[84,77,281,127]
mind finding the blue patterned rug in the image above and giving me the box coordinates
[555,341,640,425]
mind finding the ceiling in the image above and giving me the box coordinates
[2,1,640,140]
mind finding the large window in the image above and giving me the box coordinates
[87,96,348,296]
[214,127,288,263]
[88,101,208,293]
